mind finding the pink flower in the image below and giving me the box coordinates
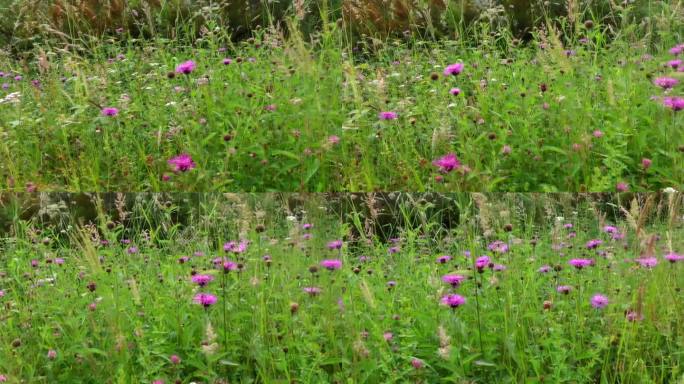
[191,274,214,287]
[101,107,119,116]
[590,294,609,309]
[663,97,684,111]
[378,111,398,120]
[635,257,658,268]
[653,77,679,89]
[328,135,340,145]
[320,259,342,270]
[592,130,604,138]
[442,274,466,287]
[440,294,466,308]
[443,63,464,76]
[168,154,196,172]
[664,252,684,263]
[193,293,217,307]
[175,60,196,74]
[641,158,652,169]
[223,58,233,65]
[411,358,424,369]
[170,354,181,364]
[449,87,461,96]
[616,182,629,192]
[569,258,593,269]
[667,59,682,69]
[47,349,57,360]
[432,153,461,173]
[303,287,322,296]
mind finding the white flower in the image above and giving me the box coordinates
[663,187,677,194]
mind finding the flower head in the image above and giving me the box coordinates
[569,258,593,269]
[191,274,214,286]
[664,252,684,263]
[193,293,217,307]
[635,257,658,268]
[175,60,196,74]
[327,240,343,250]
[101,107,119,116]
[378,111,398,120]
[432,153,461,173]
[320,259,342,270]
[475,256,491,270]
[442,274,466,287]
[654,77,679,89]
[663,97,684,111]
[449,87,461,96]
[586,239,603,249]
[538,265,551,273]
[556,285,572,294]
[590,294,609,309]
[303,287,321,296]
[436,255,452,264]
[488,240,509,254]
[168,154,196,172]
[443,63,464,76]
[440,294,466,308]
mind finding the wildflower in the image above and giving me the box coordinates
[191,274,214,287]
[641,158,652,169]
[653,77,679,89]
[543,300,553,310]
[193,293,218,307]
[387,281,397,289]
[0,290,4,297]
[223,58,233,65]
[101,107,119,116]
[222,261,238,272]
[538,265,551,273]
[47,350,57,360]
[663,97,684,111]
[603,225,618,234]
[303,287,322,296]
[569,258,593,269]
[501,144,512,154]
[626,310,643,322]
[449,87,461,96]
[667,59,682,69]
[442,274,466,287]
[443,63,464,76]
[586,239,603,249]
[168,154,196,172]
[378,111,398,120]
[388,246,400,254]
[327,240,343,250]
[592,130,604,138]
[264,104,276,111]
[302,223,313,230]
[488,240,509,254]
[436,255,452,264]
[493,264,507,271]
[475,256,491,271]
[170,355,181,364]
[411,358,424,369]
[440,294,466,308]
[635,257,658,268]
[664,252,684,263]
[0,375,6,382]
[383,332,393,341]
[556,285,572,294]
[175,60,196,74]
[432,153,461,173]
[670,44,684,55]
[320,259,342,270]
[616,182,629,192]
[127,246,138,254]
[590,294,609,309]
[328,135,340,145]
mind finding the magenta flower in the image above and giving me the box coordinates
[641,158,652,169]
[475,256,491,270]
[327,240,343,250]
[626,310,643,322]
[556,285,572,294]
[663,97,684,111]
[432,153,461,173]
[442,274,466,287]
[667,59,682,69]
[449,87,461,96]
[487,240,509,254]
[222,261,238,272]
[175,60,196,74]
[378,111,398,120]
[436,255,452,264]
[47,350,57,360]
[193,293,217,307]
[101,107,119,116]
[635,257,658,268]
[127,246,138,254]
[654,77,679,89]
[303,287,322,296]
[223,58,233,65]
[328,135,340,145]
[320,259,342,270]
[411,358,424,369]
[603,225,618,234]
[616,182,629,192]
[590,294,609,309]
[191,274,214,287]
[670,44,684,55]
[443,63,464,76]
[170,354,181,364]
[538,265,551,273]
[302,223,313,230]
[440,294,466,308]
[168,154,196,172]
[664,252,683,263]
[569,258,593,269]
[586,239,603,249]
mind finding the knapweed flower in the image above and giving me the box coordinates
[303,287,322,296]
[47,350,57,360]
[222,261,238,272]
[670,44,684,55]
[432,153,460,173]
[193,293,217,307]
[191,274,214,287]
[616,182,629,192]
[443,63,464,76]
[168,154,196,172]
[436,255,452,264]
[170,354,181,364]
[654,77,679,89]
[101,107,119,116]
[488,240,509,254]
[411,358,424,369]
[175,60,196,74]
[449,87,461,96]
[378,111,398,120]
[320,259,342,270]
[667,59,682,69]
[641,158,652,169]
[592,130,604,138]
[328,135,340,145]
[475,256,491,270]
[626,310,643,322]
[538,265,551,273]
[603,225,618,233]
[440,294,466,308]
[569,258,593,269]
[664,252,684,263]
[383,332,393,341]
[442,274,466,287]
[222,58,233,65]
[327,240,343,250]
[556,285,572,294]
[586,239,603,249]
[302,223,313,230]
[635,257,658,268]
[493,264,506,271]
[127,246,138,254]
[663,96,684,111]
[590,294,609,309]
[388,246,400,254]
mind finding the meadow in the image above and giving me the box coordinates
[1,2,683,192]
[0,192,683,383]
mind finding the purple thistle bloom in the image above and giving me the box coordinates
[193,293,217,307]
[223,58,233,65]
[488,240,509,254]
[493,264,506,271]
[440,294,466,308]
[127,246,138,254]
[475,256,491,270]
[569,258,593,269]
[191,274,214,286]
[101,107,119,116]
[303,287,322,296]
[442,274,466,287]
[626,310,643,322]
[664,252,684,263]
[388,246,400,254]
[667,59,682,69]
[302,223,313,230]
[635,257,658,268]
[443,63,464,76]
[168,154,196,172]
[590,294,609,309]
[449,87,461,96]
[586,239,603,249]
[327,240,343,250]
[663,97,684,111]
[387,280,397,288]
[175,60,196,74]
[378,111,398,120]
[654,77,679,89]
[556,285,572,294]
[436,255,452,264]
[538,265,551,273]
[432,153,461,173]
[670,44,684,55]
[564,223,574,229]
[222,261,238,272]
[603,226,618,234]
[320,259,342,270]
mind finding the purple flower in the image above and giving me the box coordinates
[432,153,461,173]
[663,97,684,111]
[388,246,400,254]
[411,358,424,369]
[487,240,509,254]
[667,59,682,69]
[626,310,643,322]
[223,58,233,65]
[193,293,217,307]
[670,44,684,56]
[320,259,342,270]
[641,158,652,169]
[449,87,461,96]
[440,294,466,308]
[564,223,573,229]
[586,239,603,249]
[328,135,340,145]
[538,265,551,273]
[436,255,452,264]
[635,257,658,268]
[590,294,609,309]
[569,258,593,269]
[222,261,238,272]
[654,77,679,89]
[175,60,196,74]
[168,154,196,172]
[127,246,138,254]
[556,285,572,294]
[191,274,214,286]
[603,226,618,234]
[616,182,629,192]
[664,252,684,263]
[327,240,343,250]
[493,264,506,271]
[223,240,249,254]
[303,287,322,296]
[378,111,398,120]
[442,274,466,287]
[101,107,119,116]
[302,223,313,230]
[475,256,491,270]
[443,63,464,76]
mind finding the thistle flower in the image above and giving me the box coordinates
[168,154,196,172]
[663,97,684,111]
[432,153,460,173]
[442,274,466,287]
[654,77,679,89]
[320,259,342,270]
[449,87,461,96]
[191,274,214,287]
[586,239,603,249]
[101,107,119,116]
[170,355,181,364]
[569,258,593,269]
[440,294,466,308]
[538,265,551,273]
[303,287,321,296]
[175,60,196,74]
[488,240,509,254]
[590,294,609,309]
[327,240,343,250]
[436,255,452,264]
[378,111,398,120]
[635,257,658,268]
[475,256,491,270]
[664,252,684,263]
[193,293,217,307]
[556,285,572,294]
[443,63,464,76]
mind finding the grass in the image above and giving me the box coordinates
[0,192,683,383]
[0,14,683,192]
